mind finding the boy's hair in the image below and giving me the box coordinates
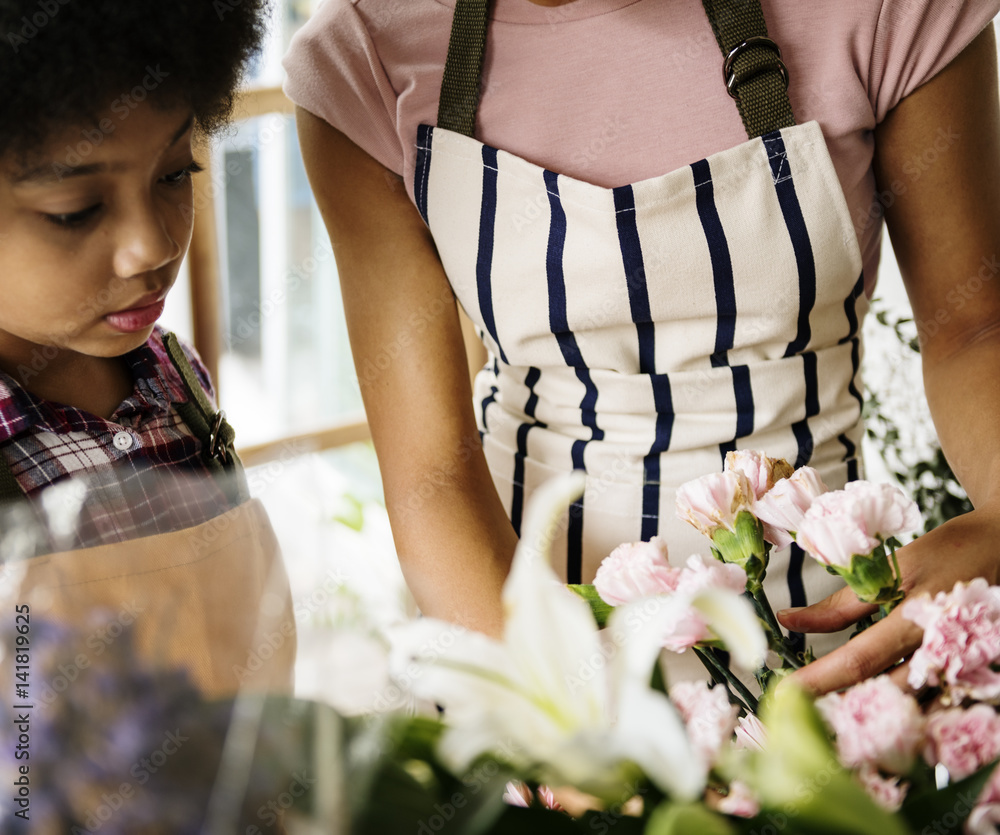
[0,0,271,163]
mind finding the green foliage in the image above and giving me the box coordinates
[568,583,614,629]
[899,760,997,835]
[646,802,737,835]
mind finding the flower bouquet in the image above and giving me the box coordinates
[386,451,1000,834]
[6,451,1000,834]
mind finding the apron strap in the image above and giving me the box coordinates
[436,0,491,136]
[437,0,793,140]
[162,332,248,505]
[701,0,795,138]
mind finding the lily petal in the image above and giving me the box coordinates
[690,588,767,671]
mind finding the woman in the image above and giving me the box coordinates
[284,0,1000,694]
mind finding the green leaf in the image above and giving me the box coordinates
[331,493,365,531]
[646,801,737,835]
[567,584,614,629]
[899,759,997,835]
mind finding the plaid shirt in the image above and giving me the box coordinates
[0,327,238,549]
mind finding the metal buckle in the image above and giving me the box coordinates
[723,36,789,99]
[207,410,229,465]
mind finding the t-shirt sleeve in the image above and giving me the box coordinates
[868,0,999,123]
[282,0,404,175]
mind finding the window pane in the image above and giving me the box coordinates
[209,114,363,446]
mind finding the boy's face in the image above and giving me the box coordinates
[0,101,197,369]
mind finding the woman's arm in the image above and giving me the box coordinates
[296,107,518,636]
[779,24,1000,693]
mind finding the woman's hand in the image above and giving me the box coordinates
[778,505,1000,695]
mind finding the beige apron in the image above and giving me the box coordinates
[10,497,295,699]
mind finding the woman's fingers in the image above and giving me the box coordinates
[782,610,923,696]
[777,585,877,634]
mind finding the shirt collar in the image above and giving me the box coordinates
[0,329,185,442]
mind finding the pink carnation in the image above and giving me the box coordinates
[733,713,768,752]
[795,481,920,569]
[924,705,1000,781]
[751,466,828,549]
[795,500,879,569]
[675,554,748,597]
[904,579,1000,702]
[676,470,753,539]
[724,450,793,501]
[969,766,1000,835]
[670,680,739,768]
[652,555,749,652]
[503,781,562,811]
[844,481,922,539]
[968,801,1000,835]
[503,781,531,808]
[856,765,907,812]
[717,780,760,818]
[594,537,679,606]
[816,676,924,773]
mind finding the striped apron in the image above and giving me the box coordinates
[416,0,866,656]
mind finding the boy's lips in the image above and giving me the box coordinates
[104,295,166,333]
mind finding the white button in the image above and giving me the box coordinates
[112,431,134,451]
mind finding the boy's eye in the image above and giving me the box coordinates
[162,160,205,186]
[44,205,102,229]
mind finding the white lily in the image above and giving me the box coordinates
[390,474,766,801]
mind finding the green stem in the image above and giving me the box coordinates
[694,646,759,714]
[748,589,803,669]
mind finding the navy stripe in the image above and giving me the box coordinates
[733,364,755,439]
[791,421,813,469]
[786,543,807,655]
[641,455,660,540]
[763,132,816,359]
[650,375,674,448]
[838,272,865,470]
[414,125,433,224]
[545,169,603,580]
[615,184,670,540]
[803,351,819,417]
[510,367,546,537]
[791,352,820,468]
[478,357,499,429]
[692,159,753,464]
[847,340,863,417]
[614,185,657,371]
[692,160,736,368]
[567,493,585,584]
[839,272,865,345]
[476,147,508,364]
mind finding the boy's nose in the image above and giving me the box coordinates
[112,205,183,279]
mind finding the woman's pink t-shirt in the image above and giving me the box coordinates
[283,0,999,292]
